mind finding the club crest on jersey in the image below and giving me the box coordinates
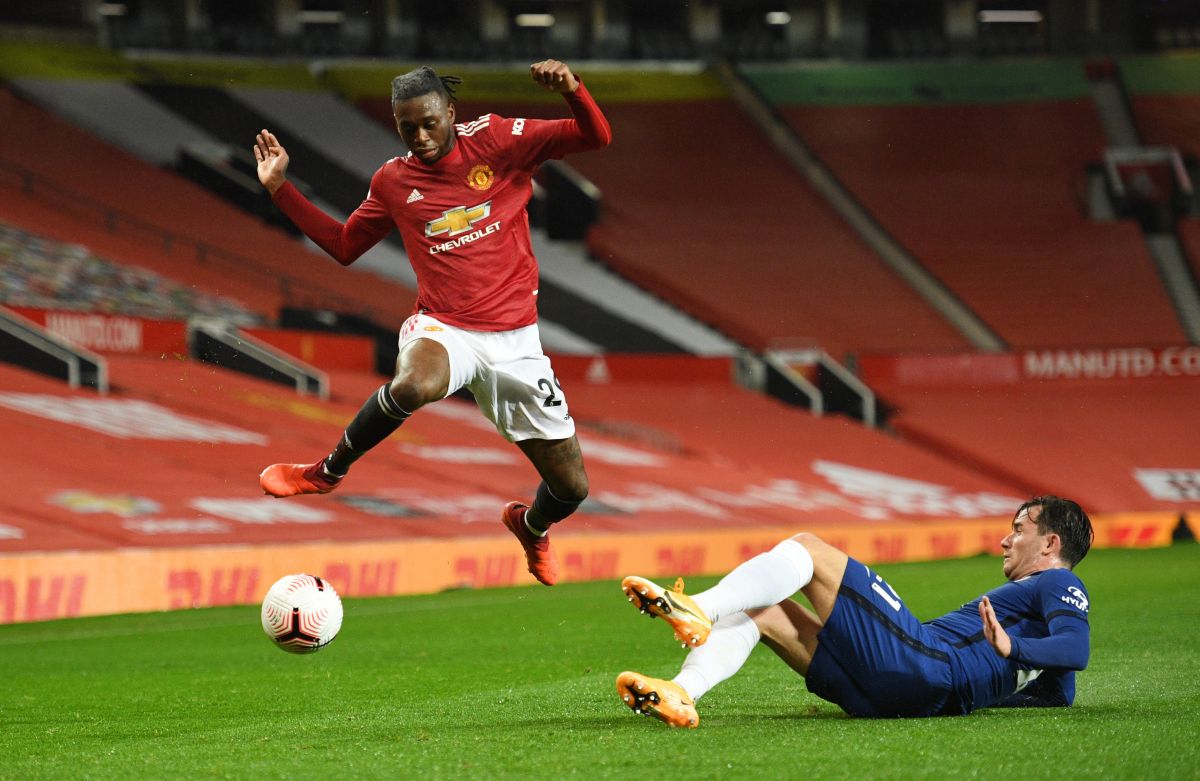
[466,163,495,191]
[426,201,493,237]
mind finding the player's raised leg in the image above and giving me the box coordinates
[260,338,450,497]
[621,576,712,647]
[505,435,589,585]
[621,534,843,646]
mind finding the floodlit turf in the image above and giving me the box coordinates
[2,544,1198,780]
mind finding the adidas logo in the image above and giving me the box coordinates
[406,189,424,204]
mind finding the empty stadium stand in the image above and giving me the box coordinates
[0,87,418,331]
[10,78,216,168]
[0,221,259,325]
[13,77,429,290]
[0,188,287,321]
[860,352,1200,513]
[1130,92,1200,158]
[1,342,1182,621]
[1120,56,1200,286]
[0,350,1036,550]
[358,94,972,358]
[15,75,725,354]
[759,64,1187,349]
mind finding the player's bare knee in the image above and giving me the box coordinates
[386,376,438,412]
[551,473,588,505]
[787,532,848,589]
[789,532,843,563]
[789,531,823,549]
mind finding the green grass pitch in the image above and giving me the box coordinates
[2,543,1198,780]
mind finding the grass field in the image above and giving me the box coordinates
[3,543,1198,780]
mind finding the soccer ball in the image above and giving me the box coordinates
[260,573,343,654]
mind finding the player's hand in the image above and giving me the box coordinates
[979,596,1012,658]
[253,129,289,195]
[530,60,578,93]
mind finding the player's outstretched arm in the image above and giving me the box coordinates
[253,129,289,195]
[979,596,1012,658]
[530,59,579,94]
[253,128,391,267]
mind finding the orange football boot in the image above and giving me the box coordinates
[616,671,699,728]
[259,461,342,497]
[621,575,712,648]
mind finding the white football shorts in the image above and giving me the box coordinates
[398,313,575,442]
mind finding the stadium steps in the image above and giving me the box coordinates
[1084,64,1200,343]
[1088,78,1141,147]
[226,86,407,184]
[10,78,216,168]
[136,82,370,217]
[1123,83,1200,326]
[1144,232,1200,342]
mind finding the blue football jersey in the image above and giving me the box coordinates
[925,568,1090,713]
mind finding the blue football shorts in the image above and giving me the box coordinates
[805,557,956,717]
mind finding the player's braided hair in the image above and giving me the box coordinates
[391,66,462,109]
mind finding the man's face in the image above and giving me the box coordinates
[394,92,456,165]
[1000,505,1055,580]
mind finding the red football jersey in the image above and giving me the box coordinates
[273,82,611,331]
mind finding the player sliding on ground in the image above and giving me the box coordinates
[252,60,611,585]
[616,495,1093,726]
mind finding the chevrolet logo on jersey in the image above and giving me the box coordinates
[426,201,493,237]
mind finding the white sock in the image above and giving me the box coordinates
[523,515,547,538]
[692,539,814,625]
[673,612,761,701]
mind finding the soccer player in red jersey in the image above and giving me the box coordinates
[251,60,611,586]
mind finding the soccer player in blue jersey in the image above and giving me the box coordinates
[615,495,1093,727]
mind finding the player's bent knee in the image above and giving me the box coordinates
[787,532,848,585]
[789,532,841,560]
[551,475,588,505]
[387,376,441,411]
[773,538,815,587]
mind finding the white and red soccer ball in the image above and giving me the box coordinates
[261,573,343,654]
